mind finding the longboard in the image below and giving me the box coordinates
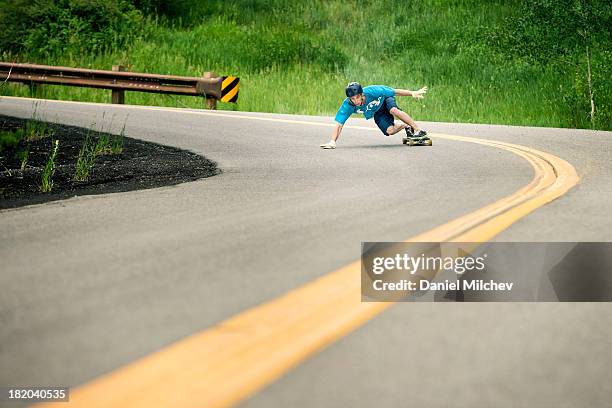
[403,137,433,146]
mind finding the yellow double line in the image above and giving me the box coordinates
[26,108,577,408]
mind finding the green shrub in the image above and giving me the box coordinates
[483,0,612,129]
[0,129,23,153]
[0,0,144,58]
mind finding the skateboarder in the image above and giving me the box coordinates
[320,82,429,149]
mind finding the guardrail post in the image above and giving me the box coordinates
[203,72,217,110]
[112,65,125,104]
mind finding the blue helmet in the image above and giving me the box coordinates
[345,82,363,97]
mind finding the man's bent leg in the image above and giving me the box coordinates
[386,123,408,135]
[389,107,421,132]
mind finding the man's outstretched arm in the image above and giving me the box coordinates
[394,86,428,99]
[320,123,343,149]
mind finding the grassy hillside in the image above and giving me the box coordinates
[1,0,610,130]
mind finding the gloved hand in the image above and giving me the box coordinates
[320,140,337,149]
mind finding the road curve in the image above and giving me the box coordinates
[1,96,612,407]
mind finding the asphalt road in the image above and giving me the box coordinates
[1,97,612,407]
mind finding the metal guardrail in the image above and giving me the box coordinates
[0,62,240,109]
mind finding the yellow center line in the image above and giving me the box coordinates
[15,98,579,408]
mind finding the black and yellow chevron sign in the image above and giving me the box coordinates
[221,76,240,103]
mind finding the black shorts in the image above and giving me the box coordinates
[374,97,399,135]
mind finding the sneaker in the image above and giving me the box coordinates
[404,125,415,137]
[412,130,428,140]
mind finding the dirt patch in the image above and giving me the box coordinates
[0,115,219,210]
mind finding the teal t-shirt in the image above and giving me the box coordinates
[334,85,395,125]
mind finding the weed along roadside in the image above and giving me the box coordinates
[0,114,219,210]
[40,139,59,193]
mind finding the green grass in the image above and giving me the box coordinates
[40,139,59,193]
[17,145,29,171]
[73,128,97,182]
[0,129,24,152]
[72,120,125,181]
[23,119,53,141]
[0,101,53,156]
[1,0,609,130]
[92,112,124,155]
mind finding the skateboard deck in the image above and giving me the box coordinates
[403,137,433,146]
